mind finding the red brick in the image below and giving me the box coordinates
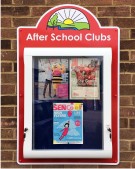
[131,7,135,17]
[13,18,39,27]
[46,0,73,6]
[1,40,11,49]
[132,162,135,168]
[1,63,12,72]
[23,0,45,5]
[1,18,11,27]
[70,0,80,4]
[13,151,17,161]
[1,140,17,150]
[1,162,31,168]
[1,129,14,139]
[12,0,23,5]
[67,165,98,168]
[2,7,30,16]
[120,152,135,161]
[121,86,135,95]
[1,0,12,5]
[80,0,112,6]
[14,107,17,117]
[120,97,131,106]
[31,7,51,17]
[131,29,135,39]
[98,7,130,17]
[120,51,129,61]
[1,118,17,128]
[98,18,112,26]
[98,162,131,168]
[1,29,16,39]
[130,51,135,62]
[120,141,130,151]
[121,40,135,50]
[120,74,131,84]
[1,74,17,83]
[132,75,135,84]
[120,63,135,72]
[14,63,17,72]
[1,107,14,117]
[32,165,65,168]
[1,85,16,94]
[120,118,128,128]
[132,97,135,106]
[130,119,135,128]
[120,129,135,139]
[114,0,135,5]
[11,40,17,50]
[120,29,130,39]
[1,96,17,105]
[1,151,13,161]
[114,18,135,28]
[120,108,135,117]
[1,51,17,61]
[131,141,135,150]
[13,128,17,139]
[85,7,97,16]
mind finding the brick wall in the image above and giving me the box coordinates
[1,0,135,168]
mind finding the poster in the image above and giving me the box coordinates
[53,103,83,144]
[38,58,68,100]
[70,58,100,100]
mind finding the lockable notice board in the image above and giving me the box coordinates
[17,4,120,165]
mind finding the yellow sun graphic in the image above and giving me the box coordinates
[48,8,90,30]
[63,18,74,25]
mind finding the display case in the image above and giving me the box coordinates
[23,48,112,159]
[17,4,119,165]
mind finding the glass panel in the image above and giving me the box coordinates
[32,56,103,150]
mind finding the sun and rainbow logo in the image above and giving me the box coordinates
[47,8,90,30]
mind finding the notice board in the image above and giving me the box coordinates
[17,4,120,165]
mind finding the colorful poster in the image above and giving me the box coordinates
[70,58,100,100]
[56,83,68,98]
[53,103,83,144]
[38,58,68,100]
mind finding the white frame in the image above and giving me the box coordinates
[23,47,112,159]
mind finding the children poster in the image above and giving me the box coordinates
[53,103,83,144]
[70,58,100,100]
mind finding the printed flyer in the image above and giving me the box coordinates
[38,58,68,100]
[70,58,100,100]
[53,103,83,144]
